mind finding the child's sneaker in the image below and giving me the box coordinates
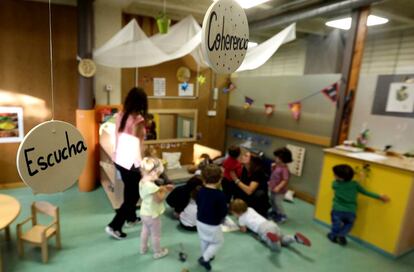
[266,232,280,243]
[125,217,141,227]
[140,248,148,255]
[153,248,169,259]
[198,257,212,271]
[105,226,127,240]
[327,233,338,243]
[295,232,311,247]
[338,236,347,246]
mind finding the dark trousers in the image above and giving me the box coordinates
[222,178,235,204]
[108,164,141,231]
[330,211,356,238]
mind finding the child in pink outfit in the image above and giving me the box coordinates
[139,157,174,259]
[268,147,292,223]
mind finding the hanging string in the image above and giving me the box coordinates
[48,0,55,120]
[163,0,166,14]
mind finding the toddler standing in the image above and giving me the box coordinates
[230,199,311,251]
[196,164,227,271]
[268,147,293,223]
[328,164,389,245]
[139,157,174,259]
[222,145,243,203]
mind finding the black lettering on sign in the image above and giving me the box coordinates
[22,130,87,177]
[207,11,248,53]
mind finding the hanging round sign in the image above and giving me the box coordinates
[16,120,87,194]
[201,0,249,74]
[78,58,96,78]
[176,66,191,82]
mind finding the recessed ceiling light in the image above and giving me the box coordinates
[213,0,270,9]
[248,41,258,48]
[325,15,388,30]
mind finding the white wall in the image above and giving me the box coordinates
[349,28,414,153]
[94,2,122,105]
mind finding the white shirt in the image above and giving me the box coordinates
[180,199,197,227]
[238,207,267,233]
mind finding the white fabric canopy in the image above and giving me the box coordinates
[93,15,296,72]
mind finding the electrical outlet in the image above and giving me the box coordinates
[105,84,113,92]
[207,110,217,116]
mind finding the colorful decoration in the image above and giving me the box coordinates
[156,12,171,34]
[288,101,301,120]
[264,104,275,116]
[180,82,189,91]
[321,82,339,103]
[223,81,236,93]
[176,66,191,82]
[356,129,369,148]
[243,96,254,109]
[197,75,206,85]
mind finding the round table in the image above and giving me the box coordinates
[0,194,21,241]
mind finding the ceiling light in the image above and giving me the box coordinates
[213,0,270,9]
[325,15,388,30]
[248,42,258,48]
[367,15,389,26]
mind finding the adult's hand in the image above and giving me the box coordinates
[229,171,238,182]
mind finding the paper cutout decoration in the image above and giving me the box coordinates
[264,104,275,115]
[180,82,189,91]
[78,59,96,78]
[176,66,191,82]
[321,82,339,103]
[197,75,206,85]
[244,96,254,109]
[288,101,301,120]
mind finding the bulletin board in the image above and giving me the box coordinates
[371,74,414,118]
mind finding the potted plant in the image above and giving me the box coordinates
[156,12,170,34]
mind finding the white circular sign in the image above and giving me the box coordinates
[78,58,96,78]
[16,120,87,194]
[201,0,249,74]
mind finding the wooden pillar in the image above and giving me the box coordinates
[331,6,370,146]
[77,0,97,192]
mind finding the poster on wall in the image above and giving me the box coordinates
[385,83,414,113]
[178,83,194,96]
[0,106,24,143]
[153,77,166,97]
[371,74,414,118]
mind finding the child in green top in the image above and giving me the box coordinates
[327,164,389,246]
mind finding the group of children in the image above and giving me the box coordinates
[113,144,390,271]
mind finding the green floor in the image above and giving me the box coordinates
[1,186,414,272]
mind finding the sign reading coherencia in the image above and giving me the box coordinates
[16,121,87,194]
[201,0,249,74]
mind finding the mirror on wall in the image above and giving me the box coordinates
[145,109,198,143]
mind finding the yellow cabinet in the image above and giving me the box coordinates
[314,149,414,257]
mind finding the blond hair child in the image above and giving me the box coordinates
[230,199,311,251]
[139,157,174,259]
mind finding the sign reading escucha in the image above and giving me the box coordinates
[201,0,249,74]
[16,120,87,194]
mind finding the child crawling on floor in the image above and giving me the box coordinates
[230,199,311,251]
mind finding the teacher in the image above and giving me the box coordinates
[106,87,148,240]
[231,150,270,217]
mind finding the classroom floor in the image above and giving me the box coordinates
[1,186,413,272]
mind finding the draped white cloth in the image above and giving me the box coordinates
[93,15,296,72]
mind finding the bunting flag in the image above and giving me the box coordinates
[244,96,254,109]
[288,101,301,120]
[321,82,339,103]
[264,104,275,115]
[223,81,236,93]
[180,82,189,91]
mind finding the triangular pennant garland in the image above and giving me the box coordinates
[244,96,254,109]
[288,101,301,120]
[321,82,338,103]
[264,104,275,116]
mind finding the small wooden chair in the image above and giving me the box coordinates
[16,201,61,263]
